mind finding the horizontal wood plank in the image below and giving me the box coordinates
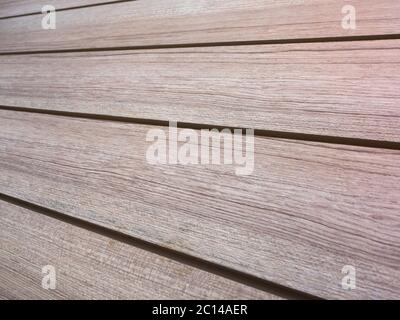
[1,40,399,142]
[0,0,399,53]
[0,110,399,299]
[0,0,123,18]
[0,199,275,299]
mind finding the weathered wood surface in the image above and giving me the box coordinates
[0,0,399,53]
[0,0,123,18]
[1,40,399,142]
[0,110,399,299]
[0,199,276,300]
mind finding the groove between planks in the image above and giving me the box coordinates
[0,40,399,142]
[0,109,399,299]
[0,199,278,299]
[0,0,399,53]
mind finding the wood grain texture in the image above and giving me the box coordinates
[0,199,275,300]
[0,0,399,53]
[1,40,399,142]
[0,0,123,18]
[0,110,399,299]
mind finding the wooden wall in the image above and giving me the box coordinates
[0,0,399,300]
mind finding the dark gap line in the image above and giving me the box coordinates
[0,193,321,300]
[1,34,400,56]
[1,105,399,150]
[0,0,135,20]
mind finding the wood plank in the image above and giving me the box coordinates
[0,199,275,299]
[1,40,399,142]
[0,0,399,53]
[0,110,399,299]
[0,0,123,18]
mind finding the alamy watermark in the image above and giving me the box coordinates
[146,122,254,176]
[341,265,356,290]
[41,265,56,290]
[342,4,357,30]
[41,5,56,30]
